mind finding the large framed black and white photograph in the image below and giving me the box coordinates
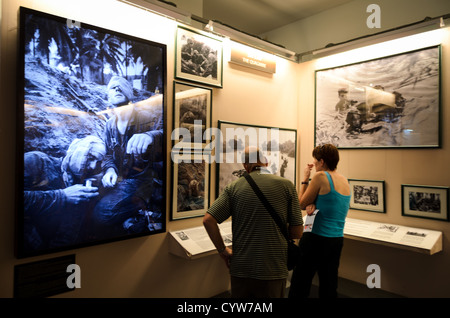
[401,185,449,221]
[16,7,167,258]
[349,179,385,213]
[216,121,297,197]
[172,81,212,151]
[175,26,223,88]
[171,152,210,220]
[315,45,441,149]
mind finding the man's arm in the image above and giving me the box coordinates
[289,225,303,240]
[203,213,232,268]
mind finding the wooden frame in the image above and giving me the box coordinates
[401,184,449,221]
[171,152,210,220]
[175,26,223,88]
[349,179,386,213]
[172,81,212,151]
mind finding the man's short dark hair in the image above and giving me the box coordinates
[242,147,267,164]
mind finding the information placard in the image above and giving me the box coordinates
[302,217,442,255]
[169,222,232,259]
[344,218,442,255]
[230,46,276,73]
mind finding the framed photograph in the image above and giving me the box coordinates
[16,7,167,258]
[216,121,297,197]
[349,179,385,213]
[175,26,223,88]
[171,152,210,220]
[315,45,441,149]
[172,81,212,151]
[401,185,449,221]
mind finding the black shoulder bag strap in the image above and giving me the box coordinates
[243,172,290,242]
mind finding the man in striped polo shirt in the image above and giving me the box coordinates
[203,146,303,298]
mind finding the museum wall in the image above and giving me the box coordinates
[0,0,299,297]
[297,27,450,297]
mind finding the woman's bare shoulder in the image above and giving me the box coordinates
[313,171,327,178]
[334,172,351,194]
[311,171,328,185]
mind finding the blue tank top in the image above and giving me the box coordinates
[312,171,351,237]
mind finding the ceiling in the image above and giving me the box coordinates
[200,0,354,35]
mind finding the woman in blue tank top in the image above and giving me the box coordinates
[289,144,350,299]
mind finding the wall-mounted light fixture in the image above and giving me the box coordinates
[118,0,191,24]
[203,20,297,62]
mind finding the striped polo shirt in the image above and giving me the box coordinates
[207,169,303,280]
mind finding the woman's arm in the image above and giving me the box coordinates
[299,166,324,210]
[299,176,321,210]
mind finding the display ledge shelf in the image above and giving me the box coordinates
[169,217,442,258]
[168,221,232,260]
[343,217,443,255]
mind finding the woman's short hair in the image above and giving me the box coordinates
[312,144,339,170]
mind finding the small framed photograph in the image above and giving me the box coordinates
[172,81,212,151]
[401,185,449,221]
[175,26,223,88]
[349,179,385,213]
[171,152,210,220]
